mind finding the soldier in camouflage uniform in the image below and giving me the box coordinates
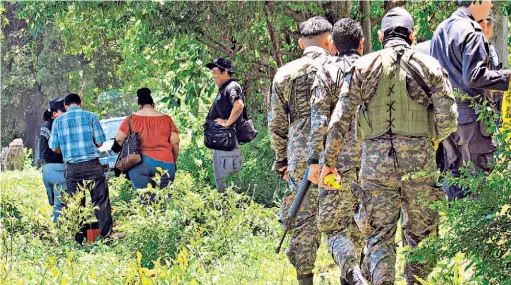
[319,8,458,285]
[268,17,335,285]
[307,18,368,285]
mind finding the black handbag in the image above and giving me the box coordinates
[236,107,258,144]
[204,119,237,151]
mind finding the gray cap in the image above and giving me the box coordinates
[381,7,414,32]
[299,16,332,37]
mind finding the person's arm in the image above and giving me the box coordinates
[319,67,364,190]
[48,120,61,154]
[323,67,364,169]
[115,117,130,146]
[39,125,51,162]
[217,100,244,127]
[170,131,180,163]
[268,78,290,173]
[307,69,342,165]
[430,66,459,142]
[216,84,244,127]
[307,67,339,183]
[92,115,107,148]
[115,131,128,145]
[461,31,511,92]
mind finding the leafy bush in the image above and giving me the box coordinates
[0,167,315,284]
[410,101,511,285]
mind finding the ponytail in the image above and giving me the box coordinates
[43,110,53,121]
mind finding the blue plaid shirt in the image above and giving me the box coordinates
[49,106,106,163]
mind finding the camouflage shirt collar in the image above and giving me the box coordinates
[303,46,330,58]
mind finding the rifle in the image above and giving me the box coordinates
[275,168,312,254]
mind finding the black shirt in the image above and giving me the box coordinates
[39,120,64,164]
[206,79,243,125]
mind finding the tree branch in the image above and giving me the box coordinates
[263,2,283,67]
[197,31,234,55]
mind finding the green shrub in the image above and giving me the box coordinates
[410,101,511,284]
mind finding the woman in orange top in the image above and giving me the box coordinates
[115,88,180,196]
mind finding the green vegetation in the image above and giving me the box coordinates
[1,1,511,284]
[0,166,345,284]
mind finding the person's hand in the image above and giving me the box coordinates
[278,166,289,180]
[319,166,339,190]
[307,164,320,184]
[215,118,228,127]
[433,141,440,151]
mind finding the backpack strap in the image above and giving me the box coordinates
[388,49,432,96]
[128,115,133,135]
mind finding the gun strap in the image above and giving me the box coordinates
[388,49,432,96]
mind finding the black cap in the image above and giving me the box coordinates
[49,97,65,112]
[206,57,235,73]
[381,7,414,32]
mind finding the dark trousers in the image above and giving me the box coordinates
[441,121,495,200]
[65,159,113,238]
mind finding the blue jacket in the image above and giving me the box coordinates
[430,8,510,123]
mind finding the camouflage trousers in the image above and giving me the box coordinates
[318,167,365,277]
[279,162,320,276]
[354,137,444,285]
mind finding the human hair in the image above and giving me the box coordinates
[332,18,364,53]
[217,67,234,76]
[137,88,154,106]
[42,110,53,121]
[458,0,475,7]
[299,16,333,38]
[64,93,81,106]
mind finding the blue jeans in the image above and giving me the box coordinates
[128,155,176,199]
[42,163,67,222]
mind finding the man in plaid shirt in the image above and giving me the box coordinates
[50,93,119,242]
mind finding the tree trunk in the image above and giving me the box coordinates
[323,1,353,24]
[360,0,372,53]
[491,5,508,68]
[384,0,408,13]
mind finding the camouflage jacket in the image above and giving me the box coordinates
[307,51,361,172]
[269,46,330,172]
[323,41,458,168]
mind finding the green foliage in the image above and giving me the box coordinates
[97,89,135,119]
[409,101,511,284]
[0,167,344,284]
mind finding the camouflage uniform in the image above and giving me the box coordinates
[307,52,365,278]
[269,46,330,278]
[323,41,458,284]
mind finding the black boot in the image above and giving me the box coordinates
[297,273,313,285]
[340,277,350,285]
[346,266,369,285]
